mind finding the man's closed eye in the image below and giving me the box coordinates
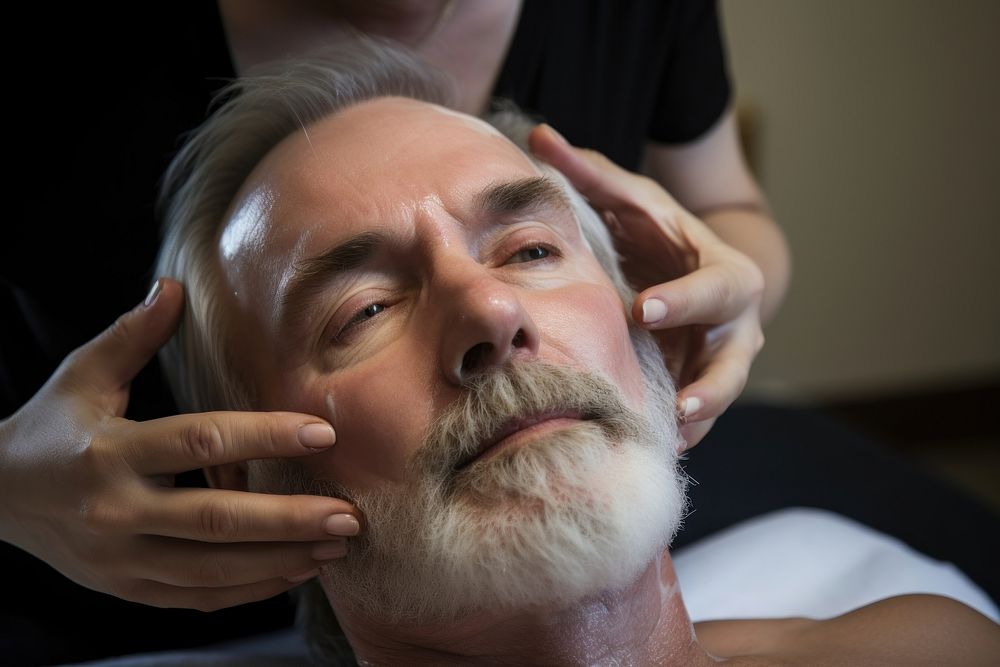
[333,301,389,343]
[507,244,553,264]
[333,243,559,343]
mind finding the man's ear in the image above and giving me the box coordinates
[204,462,248,491]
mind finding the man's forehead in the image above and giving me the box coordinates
[216,96,566,315]
[254,96,518,192]
[221,96,541,249]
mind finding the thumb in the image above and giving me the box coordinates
[66,278,185,395]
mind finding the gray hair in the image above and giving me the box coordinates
[155,38,631,417]
[154,38,638,666]
[155,40,452,414]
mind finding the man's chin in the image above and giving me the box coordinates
[445,422,621,510]
[324,427,683,624]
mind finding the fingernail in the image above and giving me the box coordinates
[680,397,702,419]
[287,568,320,584]
[312,540,348,561]
[298,423,336,449]
[642,298,668,324]
[143,280,162,309]
[542,123,569,147]
[325,513,359,536]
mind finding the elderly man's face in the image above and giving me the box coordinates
[218,97,648,491]
[217,97,684,620]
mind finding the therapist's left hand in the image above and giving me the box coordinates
[529,125,765,450]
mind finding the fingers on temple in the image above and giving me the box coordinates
[635,263,758,329]
[120,411,336,475]
[120,576,303,613]
[130,535,346,589]
[528,125,634,207]
[141,488,359,543]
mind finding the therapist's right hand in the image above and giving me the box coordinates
[0,278,360,612]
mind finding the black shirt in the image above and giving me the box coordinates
[495,0,730,168]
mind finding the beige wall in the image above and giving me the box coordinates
[720,0,1000,402]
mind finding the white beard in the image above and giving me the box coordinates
[257,328,687,625]
[389,424,683,622]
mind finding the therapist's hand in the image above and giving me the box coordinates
[530,125,765,450]
[0,279,360,612]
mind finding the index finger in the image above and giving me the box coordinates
[117,411,336,475]
[529,124,671,211]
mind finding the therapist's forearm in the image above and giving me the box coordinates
[697,206,791,326]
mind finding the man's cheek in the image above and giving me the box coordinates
[299,363,430,490]
[535,285,646,402]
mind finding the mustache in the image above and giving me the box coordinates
[411,361,643,484]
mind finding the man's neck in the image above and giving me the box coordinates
[330,551,717,666]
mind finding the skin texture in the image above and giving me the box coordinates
[210,97,1000,665]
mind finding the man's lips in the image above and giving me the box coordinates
[454,410,586,471]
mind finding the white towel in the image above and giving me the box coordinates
[673,506,998,622]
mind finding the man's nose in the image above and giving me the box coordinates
[436,270,541,385]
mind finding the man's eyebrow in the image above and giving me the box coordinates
[279,177,571,331]
[279,231,385,331]
[473,176,572,217]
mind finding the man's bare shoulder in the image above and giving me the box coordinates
[694,594,1000,665]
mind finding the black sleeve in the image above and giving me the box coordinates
[648,0,732,144]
